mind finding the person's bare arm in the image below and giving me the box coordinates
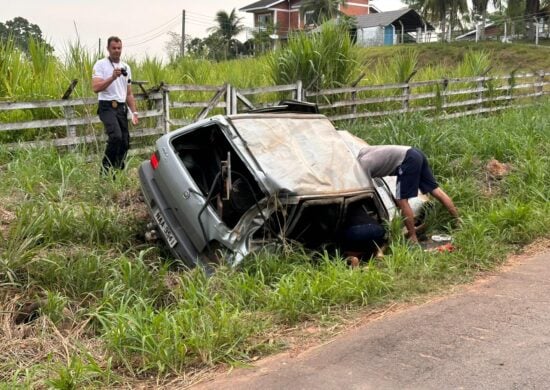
[430,187,459,219]
[126,84,139,125]
[92,68,123,93]
[396,198,418,243]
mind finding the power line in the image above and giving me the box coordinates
[125,20,181,47]
[123,15,180,41]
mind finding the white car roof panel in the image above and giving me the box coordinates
[229,115,373,195]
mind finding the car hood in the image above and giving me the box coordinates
[227,114,373,196]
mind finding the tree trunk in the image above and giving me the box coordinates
[525,0,540,40]
[481,10,487,40]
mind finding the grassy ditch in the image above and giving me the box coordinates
[0,102,549,387]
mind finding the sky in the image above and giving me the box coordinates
[1,0,406,60]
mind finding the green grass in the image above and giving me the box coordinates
[359,41,550,75]
[1,99,549,387]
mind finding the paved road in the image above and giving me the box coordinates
[195,251,550,390]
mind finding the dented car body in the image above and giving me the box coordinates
[139,110,425,269]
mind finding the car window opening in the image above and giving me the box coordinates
[171,124,264,229]
[253,195,383,256]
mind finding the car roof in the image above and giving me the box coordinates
[226,114,373,196]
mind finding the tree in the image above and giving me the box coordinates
[505,0,547,39]
[403,0,468,41]
[472,0,502,39]
[249,21,280,55]
[164,32,212,60]
[0,17,53,53]
[209,8,244,60]
[300,0,348,26]
[187,37,208,58]
[165,31,185,59]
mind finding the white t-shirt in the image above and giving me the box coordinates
[92,58,132,102]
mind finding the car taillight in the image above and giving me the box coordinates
[150,151,160,170]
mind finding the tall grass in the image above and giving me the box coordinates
[268,22,360,91]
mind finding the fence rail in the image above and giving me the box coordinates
[0,71,548,150]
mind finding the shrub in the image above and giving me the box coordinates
[268,22,360,91]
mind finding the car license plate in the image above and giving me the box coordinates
[153,208,177,248]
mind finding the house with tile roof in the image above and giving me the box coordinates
[240,0,374,40]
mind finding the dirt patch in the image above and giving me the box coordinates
[0,207,15,240]
[486,158,511,179]
[0,293,98,384]
[482,158,512,197]
[116,188,150,226]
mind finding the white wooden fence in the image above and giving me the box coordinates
[0,71,548,149]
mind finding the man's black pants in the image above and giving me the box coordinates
[98,101,130,172]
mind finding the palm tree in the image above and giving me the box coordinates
[300,0,348,26]
[403,0,468,42]
[525,0,543,39]
[505,0,544,39]
[472,0,502,39]
[209,8,243,59]
[449,0,470,39]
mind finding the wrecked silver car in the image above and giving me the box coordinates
[139,104,426,269]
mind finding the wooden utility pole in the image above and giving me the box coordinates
[181,10,186,57]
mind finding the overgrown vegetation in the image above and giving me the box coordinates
[1,99,549,387]
[2,38,550,103]
[268,22,360,90]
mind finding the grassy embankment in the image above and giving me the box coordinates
[0,39,549,387]
[1,101,549,387]
[2,39,550,102]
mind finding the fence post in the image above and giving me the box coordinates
[350,73,365,116]
[403,71,417,112]
[477,77,484,110]
[226,84,231,115]
[231,86,238,115]
[439,78,449,114]
[155,85,165,134]
[536,70,545,97]
[478,68,491,110]
[155,95,163,133]
[295,80,303,101]
[62,79,78,146]
[64,105,77,139]
[163,87,170,134]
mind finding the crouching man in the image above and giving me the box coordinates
[358,145,459,243]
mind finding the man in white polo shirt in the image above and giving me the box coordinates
[92,36,139,174]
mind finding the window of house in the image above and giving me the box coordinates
[304,10,315,26]
[257,13,272,31]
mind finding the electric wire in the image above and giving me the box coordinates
[125,20,181,47]
[123,14,180,41]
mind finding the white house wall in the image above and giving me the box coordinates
[357,26,385,46]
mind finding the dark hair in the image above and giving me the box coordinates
[107,36,122,47]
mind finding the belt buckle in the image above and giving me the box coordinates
[111,101,118,109]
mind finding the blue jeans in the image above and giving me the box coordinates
[341,223,386,253]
